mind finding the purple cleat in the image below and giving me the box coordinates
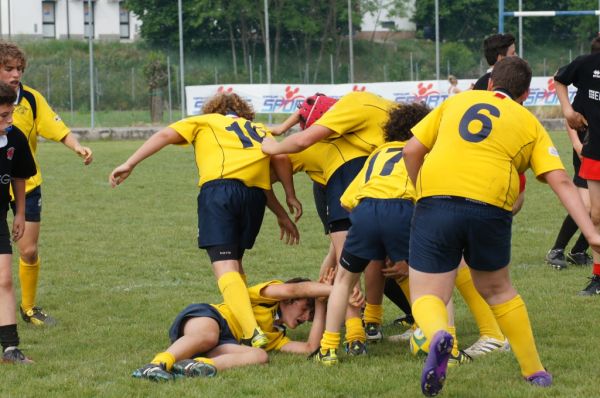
[421,330,454,397]
[525,370,553,387]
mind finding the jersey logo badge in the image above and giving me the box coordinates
[593,70,600,79]
[6,147,14,160]
[548,146,559,157]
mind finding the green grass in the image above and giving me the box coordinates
[1,132,599,398]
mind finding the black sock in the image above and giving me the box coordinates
[553,214,578,250]
[571,233,590,254]
[384,278,411,316]
[0,324,19,350]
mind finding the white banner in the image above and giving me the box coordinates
[186,77,577,116]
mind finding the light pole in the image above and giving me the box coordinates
[348,0,354,83]
[178,0,185,118]
[435,0,440,81]
[87,0,95,128]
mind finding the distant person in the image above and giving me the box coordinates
[0,81,37,363]
[472,33,516,90]
[447,75,461,96]
[554,34,600,295]
[0,41,93,326]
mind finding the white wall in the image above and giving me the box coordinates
[361,0,416,32]
[0,0,140,40]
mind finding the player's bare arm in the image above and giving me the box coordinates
[264,189,300,245]
[109,127,184,187]
[270,111,301,136]
[543,169,600,251]
[61,133,93,165]
[270,154,302,222]
[403,136,430,185]
[261,124,334,155]
[10,178,26,242]
[555,81,588,131]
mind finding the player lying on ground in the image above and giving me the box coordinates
[132,273,364,381]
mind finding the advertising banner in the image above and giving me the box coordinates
[186,77,577,116]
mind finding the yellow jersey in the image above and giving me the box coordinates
[212,280,290,351]
[315,91,394,157]
[170,114,272,189]
[411,90,564,210]
[341,141,416,211]
[289,138,368,185]
[13,84,70,193]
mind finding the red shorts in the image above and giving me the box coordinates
[518,173,526,193]
[579,157,600,181]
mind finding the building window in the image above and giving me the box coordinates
[42,1,56,38]
[84,2,95,39]
[381,21,396,30]
[119,4,130,39]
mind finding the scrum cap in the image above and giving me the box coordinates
[298,93,337,129]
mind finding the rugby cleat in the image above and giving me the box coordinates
[421,331,453,397]
[132,363,173,382]
[447,350,472,367]
[240,327,268,348]
[172,359,217,378]
[365,323,383,342]
[20,306,56,326]
[1,347,33,364]
[344,340,367,356]
[545,249,567,270]
[578,275,600,296]
[566,251,592,266]
[309,347,338,366]
[463,336,510,358]
[525,370,553,387]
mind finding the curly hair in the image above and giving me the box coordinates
[202,92,255,120]
[384,102,431,143]
[0,41,26,70]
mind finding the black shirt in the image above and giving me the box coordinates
[473,72,491,91]
[555,53,600,160]
[0,125,36,212]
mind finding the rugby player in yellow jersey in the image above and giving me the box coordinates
[272,140,369,355]
[0,41,93,326]
[131,273,364,381]
[109,92,300,349]
[263,92,394,263]
[311,102,428,365]
[403,57,600,396]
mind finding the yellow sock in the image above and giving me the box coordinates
[448,326,459,357]
[411,295,448,341]
[455,267,504,341]
[193,356,215,367]
[320,330,341,351]
[491,295,544,377]
[151,352,176,371]
[217,272,257,339]
[344,317,366,343]
[398,278,411,302]
[19,257,40,312]
[363,303,383,325]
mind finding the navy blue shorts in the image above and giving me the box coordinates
[343,199,413,272]
[0,215,11,255]
[168,303,238,355]
[312,182,329,234]
[10,186,41,222]
[197,179,266,250]
[326,157,367,227]
[409,197,512,273]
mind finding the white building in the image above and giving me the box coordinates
[0,0,140,41]
[358,0,416,41]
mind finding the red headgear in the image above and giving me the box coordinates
[298,93,337,129]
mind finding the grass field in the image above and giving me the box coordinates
[1,132,599,398]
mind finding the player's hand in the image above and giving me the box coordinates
[277,214,300,245]
[319,267,335,286]
[74,145,93,165]
[587,234,600,254]
[349,285,365,308]
[381,260,409,280]
[564,109,588,132]
[261,137,279,155]
[286,196,303,223]
[12,214,25,242]
[109,163,134,188]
